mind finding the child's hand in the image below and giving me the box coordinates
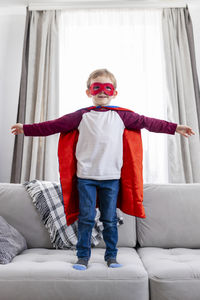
[11,123,24,135]
[176,125,195,138]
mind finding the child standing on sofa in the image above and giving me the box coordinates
[11,68,195,271]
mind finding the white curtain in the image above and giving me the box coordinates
[59,8,172,183]
[20,11,61,182]
[162,8,200,183]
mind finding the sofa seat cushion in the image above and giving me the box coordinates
[0,247,148,300]
[137,247,200,300]
[0,247,147,280]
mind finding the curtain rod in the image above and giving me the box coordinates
[28,1,187,11]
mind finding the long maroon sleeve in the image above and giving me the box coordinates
[117,110,177,134]
[23,109,85,136]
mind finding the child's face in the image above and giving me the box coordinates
[86,75,118,106]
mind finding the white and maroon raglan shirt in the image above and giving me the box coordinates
[23,105,177,180]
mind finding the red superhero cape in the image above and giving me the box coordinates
[58,107,146,226]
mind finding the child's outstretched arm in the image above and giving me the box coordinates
[121,110,195,138]
[11,109,83,137]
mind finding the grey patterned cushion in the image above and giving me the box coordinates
[0,216,27,264]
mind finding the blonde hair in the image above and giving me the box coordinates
[86,68,117,89]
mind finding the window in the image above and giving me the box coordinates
[59,8,170,183]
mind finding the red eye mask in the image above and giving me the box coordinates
[89,82,115,96]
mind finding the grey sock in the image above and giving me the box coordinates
[73,258,88,270]
[107,258,122,268]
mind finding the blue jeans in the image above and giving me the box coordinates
[76,178,120,261]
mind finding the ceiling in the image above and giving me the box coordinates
[0,0,199,7]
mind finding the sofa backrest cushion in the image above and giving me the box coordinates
[136,183,200,248]
[96,212,136,248]
[0,184,53,249]
[0,183,136,248]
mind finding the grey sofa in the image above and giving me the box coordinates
[0,182,200,300]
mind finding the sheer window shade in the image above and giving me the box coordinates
[59,8,170,183]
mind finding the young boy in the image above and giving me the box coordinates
[11,68,195,271]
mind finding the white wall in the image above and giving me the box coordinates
[0,7,26,182]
